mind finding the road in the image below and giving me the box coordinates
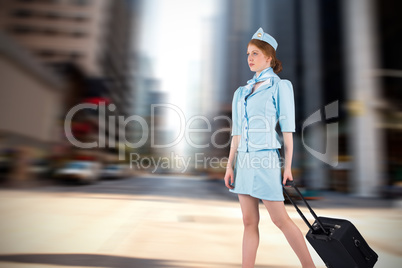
[0,174,401,268]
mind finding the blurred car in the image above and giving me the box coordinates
[0,155,13,182]
[29,159,53,179]
[55,161,101,184]
[0,148,16,182]
[101,164,129,179]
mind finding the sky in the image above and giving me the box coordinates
[138,0,221,96]
[136,0,224,154]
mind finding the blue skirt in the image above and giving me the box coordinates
[229,149,284,201]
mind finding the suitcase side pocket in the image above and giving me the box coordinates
[353,236,376,262]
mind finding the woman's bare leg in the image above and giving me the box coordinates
[238,194,260,268]
[262,200,316,268]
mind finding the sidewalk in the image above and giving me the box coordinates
[0,184,400,267]
[0,175,401,268]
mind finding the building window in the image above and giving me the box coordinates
[70,0,91,6]
[42,28,60,36]
[12,9,34,18]
[45,11,62,20]
[17,0,36,3]
[40,0,65,4]
[17,0,64,3]
[37,49,57,58]
[10,25,35,34]
[70,52,83,60]
[71,31,87,38]
[73,15,89,22]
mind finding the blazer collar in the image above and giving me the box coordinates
[241,68,279,96]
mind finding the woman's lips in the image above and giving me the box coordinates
[249,63,254,67]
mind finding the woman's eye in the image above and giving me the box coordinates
[253,52,257,56]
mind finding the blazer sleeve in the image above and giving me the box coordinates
[231,88,241,136]
[274,80,296,132]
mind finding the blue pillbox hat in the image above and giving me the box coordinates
[251,27,278,51]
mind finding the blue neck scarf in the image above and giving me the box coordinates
[243,67,277,94]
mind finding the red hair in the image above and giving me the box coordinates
[248,39,282,74]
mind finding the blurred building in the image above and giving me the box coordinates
[0,0,137,182]
[101,0,135,119]
[131,55,162,156]
[96,0,137,162]
[375,0,402,197]
[0,0,109,76]
[0,32,65,183]
[0,0,135,108]
[0,0,136,109]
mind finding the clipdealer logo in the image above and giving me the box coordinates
[301,101,339,167]
[64,102,232,160]
[64,101,339,169]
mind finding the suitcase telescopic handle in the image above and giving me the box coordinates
[282,181,328,235]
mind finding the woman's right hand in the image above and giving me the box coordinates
[224,167,234,189]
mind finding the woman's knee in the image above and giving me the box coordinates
[243,214,260,227]
[270,215,291,229]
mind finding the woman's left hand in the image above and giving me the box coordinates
[282,168,293,186]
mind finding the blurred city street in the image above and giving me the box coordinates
[0,175,401,268]
[0,1,402,267]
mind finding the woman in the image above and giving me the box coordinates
[224,28,316,268]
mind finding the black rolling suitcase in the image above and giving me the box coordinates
[283,181,378,268]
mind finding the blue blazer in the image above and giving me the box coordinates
[231,70,295,152]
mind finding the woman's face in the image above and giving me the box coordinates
[247,44,272,75]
